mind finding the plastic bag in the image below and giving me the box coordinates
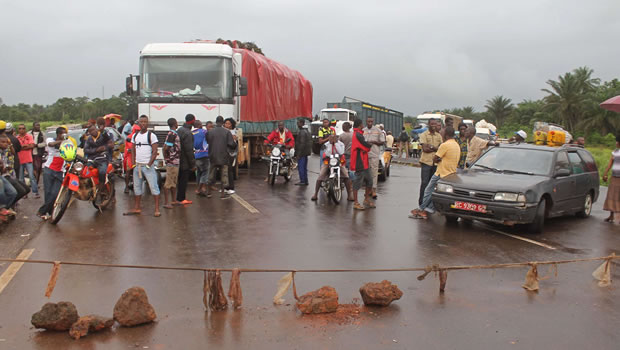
[273,272,293,305]
[522,264,539,291]
[592,260,612,287]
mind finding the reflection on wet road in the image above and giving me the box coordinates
[0,156,618,349]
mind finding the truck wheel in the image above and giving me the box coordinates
[50,187,72,225]
[527,199,546,234]
[576,192,593,218]
[312,143,321,155]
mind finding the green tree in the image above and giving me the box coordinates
[484,95,514,126]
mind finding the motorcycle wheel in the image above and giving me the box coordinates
[50,187,72,225]
[269,170,276,186]
[284,170,292,182]
[94,181,116,210]
[328,179,342,204]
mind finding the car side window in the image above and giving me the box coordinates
[555,151,570,173]
[577,150,598,172]
[567,152,585,174]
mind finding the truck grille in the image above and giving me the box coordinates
[453,188,495,201]
[152,130,168,147]
[310,124,319,137]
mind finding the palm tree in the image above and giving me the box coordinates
[542,73,587,132]
[484,96,513,126]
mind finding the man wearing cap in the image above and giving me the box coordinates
[176,114,197,204]
[510,130,527,144]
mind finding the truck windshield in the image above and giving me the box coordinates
[473,147,553,176]
[320,111,348,121]
[140,57,233,102]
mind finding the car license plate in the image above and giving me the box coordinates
[452,201,487,213]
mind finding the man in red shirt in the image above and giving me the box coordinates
[350,118,374,210]
[16,124,39,198]
[265,121,295,149]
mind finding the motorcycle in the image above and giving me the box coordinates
[321,153,345,204]
[50,156,116,224]
[263,137,293,185]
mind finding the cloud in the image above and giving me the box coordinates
[1,0,619,117]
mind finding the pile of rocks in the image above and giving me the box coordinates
[31,286,156,340]
[296,280,403,314]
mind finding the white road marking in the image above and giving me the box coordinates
[0,248,35,295]
[232,194,260,214]
[484,226,557,250]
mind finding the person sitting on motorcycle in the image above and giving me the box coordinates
[265,121,295,150]
[311,135,352,201]
[84,124,113,203]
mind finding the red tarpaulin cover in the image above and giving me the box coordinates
[234,49,313,122]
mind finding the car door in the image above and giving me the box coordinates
[567,151,588,210]
[551,150,575,214]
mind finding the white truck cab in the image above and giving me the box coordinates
[312,108,357,135]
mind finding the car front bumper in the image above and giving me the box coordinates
[432,193,539,225]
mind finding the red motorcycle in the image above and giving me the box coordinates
[50,156,116,224]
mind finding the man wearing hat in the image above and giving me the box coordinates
[510,130,527,144]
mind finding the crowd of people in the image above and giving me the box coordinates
[1,114,618,224]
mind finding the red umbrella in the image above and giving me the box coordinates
[600,95,620,113]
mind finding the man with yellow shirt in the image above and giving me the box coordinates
[410,126,460,219]
[418,119,443,205]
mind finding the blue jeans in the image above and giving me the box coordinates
[93,160,108,187]
[196,157,210,185]
[297,156,308,184]
[419,174,440,213]
[0,177,18,209]
[419,163,436,205]
[38,167,64,215]
[18,162,38,194]
[133,165,160,196]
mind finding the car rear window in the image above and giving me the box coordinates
[473,147,554,175]
[577,150,598,172]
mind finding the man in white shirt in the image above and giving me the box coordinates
[311,135,351,201]
[124,115,161,217]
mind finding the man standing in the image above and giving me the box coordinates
[125,115,161,217]
[30,122,46,184]
[2,123,21,179]
[397,127,410,158]
[193,120,210,196]
[465,127,490,168]
[16,124,39,198]
[351,118,374,210]
[410,127,460,219]
[176,114,197,204]
[206,116,237,199]
[162,118,180,208]
[295,118,311,186]
[339,122,354,178]
[317,118,335,166]
[439,116,454,140]
[362,117,385,198]
[36,128,66,220]
[418,119,442,205]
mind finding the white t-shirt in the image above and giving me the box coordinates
[43,138,64,171]
[132,132,158,164]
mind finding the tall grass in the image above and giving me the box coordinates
[587,146,614,186]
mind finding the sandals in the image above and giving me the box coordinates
[363,200,376,209]
[123,210,141,216]
[353,202,365,210]
[604,217,615,223]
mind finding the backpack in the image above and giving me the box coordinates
[132,131,156,148]
[399,131,409,142]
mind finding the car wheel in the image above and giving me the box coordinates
[576,192,593,218]
[445,215,459,224]
[527,199,546,234]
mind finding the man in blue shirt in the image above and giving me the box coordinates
[193,120,211,196]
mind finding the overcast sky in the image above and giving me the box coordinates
[1,0,619,116]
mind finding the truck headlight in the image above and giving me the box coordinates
[436,183,453,193]
[494,192,526,202]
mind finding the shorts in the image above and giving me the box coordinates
[317,164,349,181]
[164,166,179,189]
[133,165,160,196]
[352,168,372,190]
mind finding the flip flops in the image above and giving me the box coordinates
[353,202,365,210]
[122,210,141,216]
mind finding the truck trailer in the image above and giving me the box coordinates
[310,97,403,154]
[126,41,313,166]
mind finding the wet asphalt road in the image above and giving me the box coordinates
[0,155,618,349]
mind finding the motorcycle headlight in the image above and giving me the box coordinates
[272,147,281,157]
[436,183,453,193]
[494,192,525,202]
[73,162,84,173]
[329,158,339,166]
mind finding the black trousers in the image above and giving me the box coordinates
[5,176,29,208]
[419,164,436,206]
[176,169,190,202]
[226,157,235,190]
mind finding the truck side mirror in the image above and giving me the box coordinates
[239,77,248,96]
[126,75,133,96]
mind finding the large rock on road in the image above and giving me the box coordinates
[31,301,79,331]
[359,280,403,306]
[296,286,339,314]
[113,286,156,327]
